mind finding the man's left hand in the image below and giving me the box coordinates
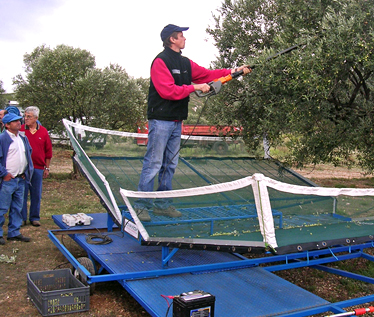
[232,65,251,75]
[43,169,50,178]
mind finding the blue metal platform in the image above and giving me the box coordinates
[51,213,323,316]
[125,268,329,317]
[50,213,374,317]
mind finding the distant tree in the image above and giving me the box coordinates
[14,45,146,133]
[73,64,146,131]
[134,76,151,125]
[14,44,95,132]
[206,0,374,172]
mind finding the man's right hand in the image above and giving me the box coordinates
[193,83,211,93]
[3,173,13,181]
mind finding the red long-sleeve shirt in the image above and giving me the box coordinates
[20,124,53,170]
[151,58,232,101]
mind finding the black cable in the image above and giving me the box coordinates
[180,95,213,149]
[84,227,123,245]
[123,216,138,231]
[165,301,173,317]
[85,232,113,245]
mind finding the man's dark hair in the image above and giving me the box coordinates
[163,31,179,48]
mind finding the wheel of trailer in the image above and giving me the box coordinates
[73,257,96,295]
[213,141,228,154]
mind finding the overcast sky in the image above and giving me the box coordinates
[0,0,223,93]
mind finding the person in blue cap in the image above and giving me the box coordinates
[134,24,251,221]
[5,106,21,115]
[0,113,34,245]
[5,105,24,124]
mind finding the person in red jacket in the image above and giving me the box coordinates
[0,109,8,132]
[20,106,52,226]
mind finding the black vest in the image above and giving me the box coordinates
[147,47,192,121]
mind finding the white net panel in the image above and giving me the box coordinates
[63,119,374,254]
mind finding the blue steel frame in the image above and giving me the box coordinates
[139,209,284,235]
[48,225,374,317]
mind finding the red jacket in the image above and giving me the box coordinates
[147,47,232,121]
[151,58,231,100]
[20,124,53,170]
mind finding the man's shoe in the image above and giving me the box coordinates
[154,206,182,218]
[134,208,151,222]
[31,220,41,227]
[21,220,27,227]
[7,234,31,242]
[0,237,5,245]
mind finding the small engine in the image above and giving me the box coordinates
[62,213,93,226]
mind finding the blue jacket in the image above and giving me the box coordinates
[0,130,34,190]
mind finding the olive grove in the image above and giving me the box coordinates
[14,44,147,133]
[206,0,374,172]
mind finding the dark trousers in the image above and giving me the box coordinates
[22,168,43,222]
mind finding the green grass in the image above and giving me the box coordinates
[41,172,104,218]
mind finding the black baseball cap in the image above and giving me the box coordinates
[161,24,189,42]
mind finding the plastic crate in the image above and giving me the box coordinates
[27,269,90,316]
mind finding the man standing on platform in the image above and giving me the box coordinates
[21,106,52,227]
[0,113,33,245]
[134,24,250,221]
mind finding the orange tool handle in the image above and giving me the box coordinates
[213,74,234,85]
[213,69,246,85]
[354,307,374,315]
[195,68,248,98]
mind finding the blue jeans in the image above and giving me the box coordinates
[22,168,44,222]
[0,177,25,238]
[135,119,182,210]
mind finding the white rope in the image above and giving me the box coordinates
[263,175,374,196]
[63,119,236,142]
[120,176,255,198]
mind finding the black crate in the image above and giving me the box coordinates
[27,269,90,316]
